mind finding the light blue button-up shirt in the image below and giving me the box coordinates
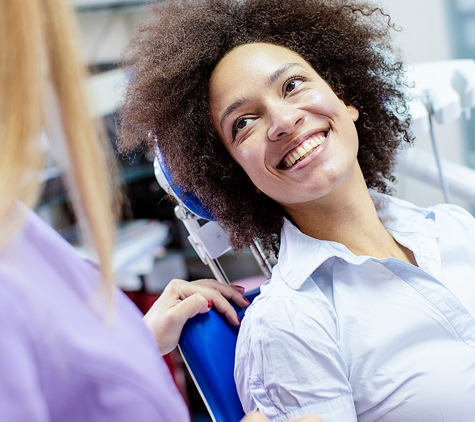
[235,192,475,422]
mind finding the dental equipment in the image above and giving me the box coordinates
[404,59,475,204]
[153,148,273,284]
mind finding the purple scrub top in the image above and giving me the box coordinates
[0,208,190,421]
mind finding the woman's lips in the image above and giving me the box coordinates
[280,132,328,169]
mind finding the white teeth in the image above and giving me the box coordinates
[282,134,326,168]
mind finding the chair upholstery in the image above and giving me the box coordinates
[179,288,260,422]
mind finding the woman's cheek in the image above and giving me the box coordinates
[236,144,257,165]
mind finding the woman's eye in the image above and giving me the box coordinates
[284,78,304,94]
[236,118,249,131]
[232,117,252,138]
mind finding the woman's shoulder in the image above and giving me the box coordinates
[373,191,475,234]
[240,270,338,344]
[427,202,475,245]
[428,201,475,223]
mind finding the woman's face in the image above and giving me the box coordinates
[209,43,360,214]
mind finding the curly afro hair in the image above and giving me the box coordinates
[119,0,412,254]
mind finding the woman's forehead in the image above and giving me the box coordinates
[213,42,307,76]
[209,43,311,98]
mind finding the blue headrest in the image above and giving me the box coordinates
[154,148,214,221]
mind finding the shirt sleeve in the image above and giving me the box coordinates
[235,284,357,422]
[0,287,50,422]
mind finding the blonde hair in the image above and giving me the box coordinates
[0,0,118,296]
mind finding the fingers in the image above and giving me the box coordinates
[144,292,211,355]
[184,278,250,308]
[170,293,211,322]
[145,278,251,354]
[166,278,250,326]
[208,292,243,326]
[163,293,210,336]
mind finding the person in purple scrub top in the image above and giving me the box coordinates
[118,0,475,421]
[0,0,322,421]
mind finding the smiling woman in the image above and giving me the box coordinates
[208,43,361,217]
[119,0,475,421]
[118,0,411,254]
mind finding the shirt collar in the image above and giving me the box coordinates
[277,191,439,290]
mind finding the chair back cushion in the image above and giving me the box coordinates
[178,288,260,422]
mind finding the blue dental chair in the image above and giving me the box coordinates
[179,288,260,422]
[154,150,270,422]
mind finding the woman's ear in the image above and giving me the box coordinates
[339,98,359,122]
[347,104,359,122]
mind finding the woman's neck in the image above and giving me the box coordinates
[285,168,417,265]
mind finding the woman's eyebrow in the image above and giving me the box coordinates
[267,62,305,85]
[220,97,247,132]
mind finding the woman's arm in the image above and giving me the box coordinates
[235,291,356,422]
[143,278,249,355]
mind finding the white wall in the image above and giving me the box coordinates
[380,0,453,64]
[378,0,472,208]
[76,7,146,65]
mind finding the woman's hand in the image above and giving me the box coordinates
[241,411,323,422]
[143,278,249,355]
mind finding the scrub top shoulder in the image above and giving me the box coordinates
[0,207,189,422]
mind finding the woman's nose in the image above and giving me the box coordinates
[266,103,304,141]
